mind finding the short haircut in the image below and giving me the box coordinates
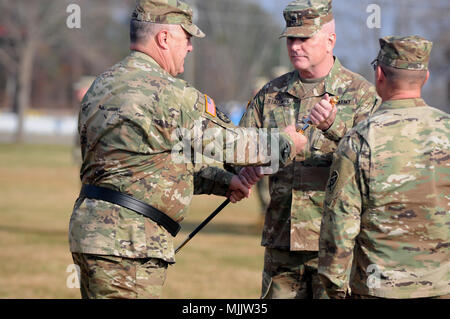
[130,19,153,44]
[379,62,428,89]
[130,20,178,44]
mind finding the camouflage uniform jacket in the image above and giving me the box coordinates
[69,51,296,263]
[318,98,450,298]
[240,57,380,251]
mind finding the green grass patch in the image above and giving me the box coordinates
[0,143,266,298]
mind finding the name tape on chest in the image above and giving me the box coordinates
[267,97,294,106]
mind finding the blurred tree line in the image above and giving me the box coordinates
[183,0,287,103]
[0,0,133,141]
[0,0,285,142]
[0,0,448,143]
[331,0,449,113]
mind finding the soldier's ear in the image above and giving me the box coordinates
[374,65,384,95]
[156,30,170,50]
[326,32,336,52]
[375,65,385,82]
[424,70,430,85]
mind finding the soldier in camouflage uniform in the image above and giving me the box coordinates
[318,35,450,299]
[69,0,307,299]
[237,0,380,299]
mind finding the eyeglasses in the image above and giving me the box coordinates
[371,59,386,75]
[370,59,378,71]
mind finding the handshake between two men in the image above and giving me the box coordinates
[227,94,338,203]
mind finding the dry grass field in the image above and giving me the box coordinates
[0,143,266,299]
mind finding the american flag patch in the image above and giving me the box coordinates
[205,95,216,117]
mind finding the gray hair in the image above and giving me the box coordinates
[130,20,178,44]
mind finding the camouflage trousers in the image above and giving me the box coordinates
[261,248,328,299]
[72,253,168,299]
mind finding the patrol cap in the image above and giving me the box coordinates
[280,0,334,38]
[374,35,433,70]
[131,0,205,38]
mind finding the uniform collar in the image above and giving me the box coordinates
[130,50,158,65]
[379,98,427,110]
[129,50,172,77]
[285,57,345,99]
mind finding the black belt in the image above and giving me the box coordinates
[79,184,181,237]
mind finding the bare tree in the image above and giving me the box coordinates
[0,0,70,142]
[0,0,134,142]
[185,0,284,105]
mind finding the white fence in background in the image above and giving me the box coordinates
[0,112,77,136]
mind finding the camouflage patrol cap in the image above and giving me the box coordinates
[132,0,205,38]
[280,0,334,38]
[375,35,433,70]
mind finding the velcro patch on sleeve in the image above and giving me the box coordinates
[327,170,339,193]
[205,95,216,117]
[324,150,356,209]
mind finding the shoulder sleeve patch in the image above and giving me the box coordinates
[327,170,339,192]
[216,108,231,123]
[205,95,216,117]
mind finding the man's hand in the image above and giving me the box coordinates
[227,175,251,203]
[309,94,337,131]
[228,189,250,203]
[284,124,307,154]
[238,166,264,188]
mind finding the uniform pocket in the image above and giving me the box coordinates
[267,107,294,129]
